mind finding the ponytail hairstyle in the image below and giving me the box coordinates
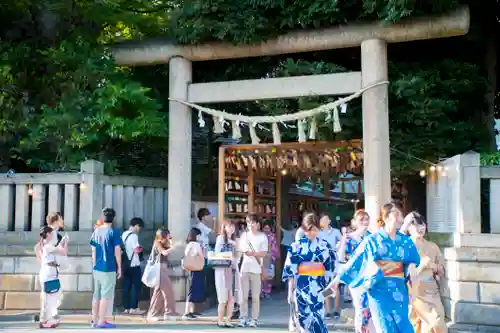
[377,202,401,228]
[35,226,54,263]
[46,212,62,227]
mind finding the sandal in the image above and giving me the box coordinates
[39,320,57,329]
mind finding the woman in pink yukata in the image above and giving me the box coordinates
[261,222,279,299]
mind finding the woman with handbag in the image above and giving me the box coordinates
[146,228,180,321]
[37,226,68,328]
[212,220,240,328]
[182,228,205,319]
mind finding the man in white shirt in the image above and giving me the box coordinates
[194,208,213,258]
[121,217,145,314]
[319,213,342,319]
[238,214,268,328]
[192,208,214,315]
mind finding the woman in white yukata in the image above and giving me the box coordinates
[37,226,68,328]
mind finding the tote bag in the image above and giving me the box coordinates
[182,245,204,272]
[142,248,161,288]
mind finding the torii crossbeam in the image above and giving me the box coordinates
[112,7,469,241]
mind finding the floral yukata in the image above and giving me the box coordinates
[262,232,279,296]
[339,230,420,333]
[409,238,447,333]
[282,236,336,333]
[344,234,371,332]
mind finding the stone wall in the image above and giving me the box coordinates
[0,231,188,311]
[438,234,500,332]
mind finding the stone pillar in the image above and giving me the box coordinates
[361,39,391,220]
[457,152,481,234]
[427,152,481,234]
[168,57,193,247]
[0,185,14,231]
[490,180,500,233]
[79,160,104,230]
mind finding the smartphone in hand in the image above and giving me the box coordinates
[321,288,336,298]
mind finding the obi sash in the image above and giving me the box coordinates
[297,262,325,276]
[375,260,404,279]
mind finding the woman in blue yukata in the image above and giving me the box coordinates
[337,209,375,332]
[282,213,336,333]
[328,202,420,333]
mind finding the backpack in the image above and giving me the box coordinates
[121,232,135,273]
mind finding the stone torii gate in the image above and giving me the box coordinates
[113,7,469,243]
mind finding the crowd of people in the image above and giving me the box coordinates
[282,202,447,333]
[34,203,447,333]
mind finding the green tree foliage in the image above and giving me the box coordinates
[0,0,495,185]
[0,0,168,174]
[170,0,459,44]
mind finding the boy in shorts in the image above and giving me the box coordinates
[90,208,122,328]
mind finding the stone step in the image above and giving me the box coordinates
[0,230,158,246]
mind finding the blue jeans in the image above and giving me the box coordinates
[123,266,142,309]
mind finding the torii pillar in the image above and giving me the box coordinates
[168,57,193,244]
[361,39,391,219]
[112,6,469,240]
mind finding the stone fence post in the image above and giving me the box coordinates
[79,160,104,230]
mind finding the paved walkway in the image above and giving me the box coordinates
[202,291,354,330]
[0,323,354,333]
[0,292,354,331]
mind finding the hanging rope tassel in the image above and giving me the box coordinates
[249,123,260,144]
[298,119,306,142]
[309,117,317,140]
[231,120,242,139]
[272,123,281,144]
[333,106,342,133]
[198,110,205,127]
[213,116,224,134]
[340,103,348,114]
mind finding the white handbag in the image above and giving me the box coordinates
[141,249,161,288]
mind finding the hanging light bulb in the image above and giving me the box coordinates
[437,165,443,172]
[281,169,287,176]
[27,185,33,195]
[419,170,426,178]
[80,183,86,190]
[430,165,436,172]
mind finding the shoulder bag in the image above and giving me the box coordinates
[182,243,205,271]
[141,246,161,288]
[207,241,233,268]
[43,264,61,294]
